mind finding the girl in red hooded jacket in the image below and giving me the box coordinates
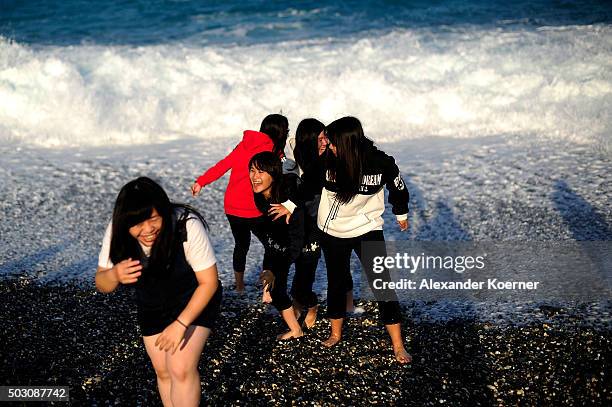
[191,114,288,292]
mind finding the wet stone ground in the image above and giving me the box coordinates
[0,277,609,406]
[0,136,610,405]
[0,136,610,284]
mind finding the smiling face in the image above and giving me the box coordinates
[128,208,163,247]
[317,131,329,156]
[249,165,273,198]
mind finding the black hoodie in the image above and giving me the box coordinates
[303,147,409,238]
[254,174,305,265]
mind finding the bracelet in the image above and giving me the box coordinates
[176,318,188,329]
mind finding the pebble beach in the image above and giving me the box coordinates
[0,136,610,405]
[1,277,610,406]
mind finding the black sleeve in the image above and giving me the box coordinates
[283,173,303,205]
[300,155,325,201]
[381,153,409,216]
[286,206,305,264]
[263,249,273,271]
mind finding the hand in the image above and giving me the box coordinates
[268,204,291,224]
[191,182,202,196]
[397,219,408,231]
[113,258,142,284]
[260,270,275,304]
[155,320,187,354]
[262,287,272,304]
[260,270,276,291]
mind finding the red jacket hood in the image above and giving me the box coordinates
[241,130,273,152]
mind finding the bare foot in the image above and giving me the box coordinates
[322,333,341,347]
[304,306,318,329]
[393,345,412,364]
[277,329,303,340]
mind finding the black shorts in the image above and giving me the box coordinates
[139,282,223,337]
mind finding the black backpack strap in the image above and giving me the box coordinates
[176,211,189,243]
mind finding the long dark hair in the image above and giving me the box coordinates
[294,118,325,171]
[325,116,374,204]
[109,177,207,271]
[260,114,289,156]
[249,151,285,207]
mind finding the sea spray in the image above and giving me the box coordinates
[0,24,610,147]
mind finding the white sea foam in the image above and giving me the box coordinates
[0,24,610,147]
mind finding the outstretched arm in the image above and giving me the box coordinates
[268,174,303,223]
[192,145,239,195]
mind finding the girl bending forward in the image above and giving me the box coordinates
[249,152,306,340]
[96,177,222,406]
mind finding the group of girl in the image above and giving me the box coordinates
[95,114,411,406]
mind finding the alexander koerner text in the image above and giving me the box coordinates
[373,279,540,290]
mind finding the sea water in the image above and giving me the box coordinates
[1,0,611,147]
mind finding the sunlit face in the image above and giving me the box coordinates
[250,166,273,197]
[128,208,163,247]
[317,131,329,156]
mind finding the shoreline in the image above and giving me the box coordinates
[1,277,609,405]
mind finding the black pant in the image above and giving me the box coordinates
[290,226,321,309]
[321,229,401,325]
[226,214,267,273]
[268,256,293,312]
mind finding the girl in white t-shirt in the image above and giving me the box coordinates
[95,177,221,407]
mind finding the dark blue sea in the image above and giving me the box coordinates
[2,0,611,46]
